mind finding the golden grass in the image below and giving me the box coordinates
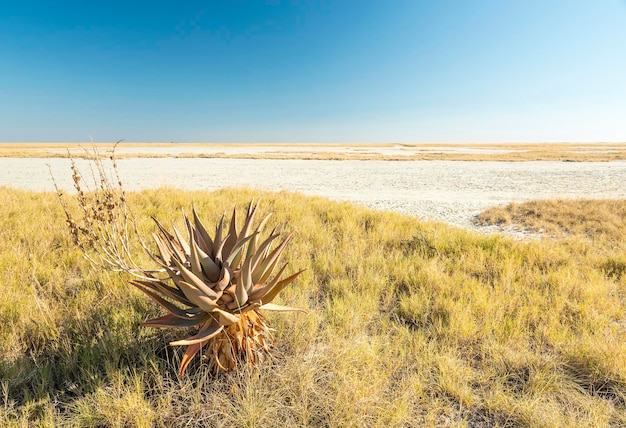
[1,187,625,426]
[475,199,626,242]
[2,142,626,161]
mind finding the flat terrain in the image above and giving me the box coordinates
[1,147,625,425]
[5,156,625,233]
[1,188,625,426]
[2,142,626,161]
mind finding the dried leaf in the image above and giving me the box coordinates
[260,302,306,313]
[179,342,203,376]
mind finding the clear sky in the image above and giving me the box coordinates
[2,1,626,143]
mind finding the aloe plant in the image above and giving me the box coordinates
[53,148,303,375]
[134,200,304,375]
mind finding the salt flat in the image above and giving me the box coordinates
[2,142,626,161]
[3,156,625,233]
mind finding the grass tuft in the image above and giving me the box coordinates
[475,199,626,243]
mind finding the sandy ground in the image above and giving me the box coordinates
[0,142,525,156]
[60,143,522,157]
[4,157,625,237]
[2,142,626,161]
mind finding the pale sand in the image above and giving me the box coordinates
[1,142,626,161]
[4,157,625,237]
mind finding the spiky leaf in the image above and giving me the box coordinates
[170,319,224,346]
[140,313,208,328]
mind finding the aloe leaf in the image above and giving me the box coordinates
[187,228,208,281]
[170,319,224,346]
[239,200,258,238]
[250,233,280,273]
[222,207,238,260]
[245,213,272,261]
[212,214,225,258]
[132,279,191,307]
[259,302,306,313]
[225,233,258,268]
[192,205,213,254]
[240,301,261,313]
[211,308,240,326]
[132,282,194,317]
[247,263,289,302]
[256,213,272,233]
[252,232,293,284]
[213,267,231,291]
[259,269,305,305]
[153,217,186,262]
[152,282,193,306]
[184,211,198,255]
[216,231,234,264]
[245,232,259,264]
[197,245,221,282]
[163,265,185,289]
[176,281,220,313]
[135,279,203,312]
[171,223,191,256]
[140,313,208,328]
[243,254,254,293]
[172,258,220,300]
[152,233,171,266]
[152,217,174,240]
[226,300,261,313]
[235,257,250,307]
[256,255,280,286]
[179,342,203,376]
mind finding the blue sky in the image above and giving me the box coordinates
[2,0,625,143]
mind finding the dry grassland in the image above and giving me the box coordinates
[0,187,625,426]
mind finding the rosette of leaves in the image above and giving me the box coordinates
[133,201,304,375]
